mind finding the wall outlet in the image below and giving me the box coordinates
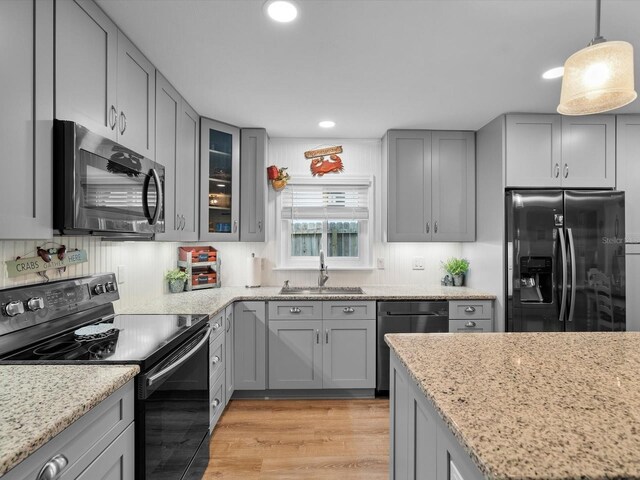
[377,258,385,269]
[117,265,127,284]
[412,257,425,270]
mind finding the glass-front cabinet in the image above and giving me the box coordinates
[200,118,240,241]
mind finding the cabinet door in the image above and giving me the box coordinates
[617,115,640,245]
[0,0,53,240]
[561,115,615,188]
[505,114,561,187]
[75,423,135,480]
[390,352,410,479]
[200,118,240,241]
[387,130,432,242]
[225,304,235,402]
[55,0,117,139]
[116,30,155,158]
[154,72,180,240]
[322,319,375,389]
[269,320,323,389]
[240,128,267,242]
[233,301,266,390]
[177,100,200,241]
[408,388,438,480]
[431,131,476,241]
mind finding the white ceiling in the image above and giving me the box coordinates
[96,0,640,138]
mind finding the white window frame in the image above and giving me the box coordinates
[276,176,374,270]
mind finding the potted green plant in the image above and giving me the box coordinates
[165,268,188,293]
[442,257,470,287]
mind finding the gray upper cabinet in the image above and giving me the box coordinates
[56,0,155,159]
[116,30,155,159]
[0,0,53,240]
[200,118,240,241]
[505,114,562,188]
[234,301,266,390]
[617,115,640,241]
[386,130,475,242]
[155,72,199,241]
[269,319,324,389]
[431,131,476,241]
[322,319,375,389]
[56,0,117,139]
[225,304,235,402]
[240,128,268,242]
[505,113,615,189]
[561,115,615,188]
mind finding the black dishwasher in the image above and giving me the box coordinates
[376,301,449,393]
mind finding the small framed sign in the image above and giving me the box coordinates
[5,249,88,278]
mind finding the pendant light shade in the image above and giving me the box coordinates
[558,41,637,115]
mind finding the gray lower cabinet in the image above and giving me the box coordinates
[240,128,268,242]
[3,381,134,480]
[390,352,483,480]
[234,301,266,390]
[385,130,475,242]
[225,304,235,402]
[0,0,53,239]
[269,319,324,389]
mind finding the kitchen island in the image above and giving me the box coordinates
[386,332,640,480]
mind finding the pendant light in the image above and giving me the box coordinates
[558,0,637,115]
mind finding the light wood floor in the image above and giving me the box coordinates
[205,398,389,479]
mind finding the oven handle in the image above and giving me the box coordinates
[142,168,163,226]
[146,325,211,387]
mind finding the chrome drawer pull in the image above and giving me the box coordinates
[37,454,68,480]
[465,321,477,328]
[343,307,355,313]
[212,322,221,330]
[464,306,476,313]
[290,307,301,314]
[212,355,220,364]
[212,398,220,409]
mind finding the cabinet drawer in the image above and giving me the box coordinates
[210,311,225,341]
[210,374,225,431]
[269,301,322,320]
[210,332,225,383]
[322,301,376,320]
[449,319,492,333]
[449,301,492,320]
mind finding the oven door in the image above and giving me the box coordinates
[137,324,211,480]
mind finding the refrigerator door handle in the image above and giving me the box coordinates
[558,228,568,322]
[567,228,577,323]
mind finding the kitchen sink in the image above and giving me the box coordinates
[279,286,365,295]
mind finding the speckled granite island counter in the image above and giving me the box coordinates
[385,332,640,480]
[0,364,139,477]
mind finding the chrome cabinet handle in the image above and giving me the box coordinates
[464,306,476,313]
[233,220,238,233]
[226,315,232,332]
[563,164,569,178]
[343,307,355,313]
[212,322,221,330]
[316,329,320,344]
[212,355,220,365]
[325,329,329,344]
[119,111,127,134]
[554,163,560,178]
[37,454,68,480]
[465,321,477,328]
[290,307,301,314]
[109,105,117,130]
[212,398,220,409]
[426,222,430,234]
[182,215,186,230]
[434,221,438,234]
[258,220,263,232]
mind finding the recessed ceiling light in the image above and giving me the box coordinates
[318,120,335,128]
[265,0,298,23]
[542,66,564,79]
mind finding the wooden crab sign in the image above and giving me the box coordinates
[304,145,344,177]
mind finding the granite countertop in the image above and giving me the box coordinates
[0,364,139,477]
[385,332,640,480]
[120,285,495,316]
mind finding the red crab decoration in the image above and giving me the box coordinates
[310,154,344,177]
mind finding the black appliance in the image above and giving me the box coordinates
[0,274,210,480]
[506,190,626,332]
[376,301,449,393]
[54,120,165,238]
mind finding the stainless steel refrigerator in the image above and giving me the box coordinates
[506,190,626,332]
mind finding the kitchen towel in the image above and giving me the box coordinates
[246,253,261,287]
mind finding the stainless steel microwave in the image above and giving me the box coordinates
[54,120,165,238]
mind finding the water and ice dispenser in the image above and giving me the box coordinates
[519,256,552,303]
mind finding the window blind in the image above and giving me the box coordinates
[281,184,369,220]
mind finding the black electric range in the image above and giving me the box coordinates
[0,273,211,480]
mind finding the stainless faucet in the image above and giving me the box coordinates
[318,250,329,287]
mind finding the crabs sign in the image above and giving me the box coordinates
[304,145,345,177]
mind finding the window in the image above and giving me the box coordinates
[276,177,373,269]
